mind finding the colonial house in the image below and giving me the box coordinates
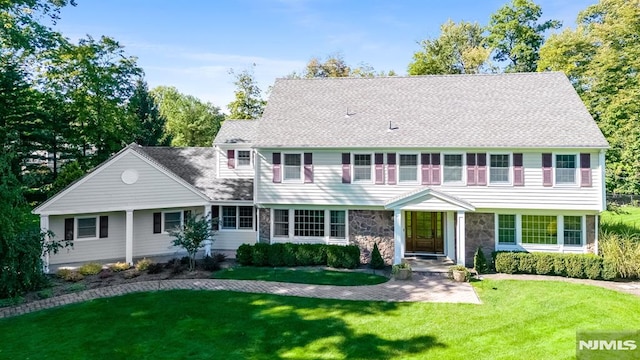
[34,72,608,269]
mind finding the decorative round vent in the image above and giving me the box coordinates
[121,169,139,184]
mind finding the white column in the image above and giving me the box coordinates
[446,212,455,261]
[456,211,466,266]
[125,210,134,265]
[40,215,50,274]
[594,214,599,255]
[204,205,211,257]
[393,209,403,264]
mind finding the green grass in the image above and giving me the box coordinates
[213,267,388,286]
[1,280,639,359]
[601,205,640,235]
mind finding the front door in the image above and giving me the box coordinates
[405,211,444,254]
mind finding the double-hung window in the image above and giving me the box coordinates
[330,210,346,239]
[237,150,251,167]
[164,212,182,232]
[220,206,253,230]
[564,216,582,245]
[399,154,418,182]
[273,209,289,237]
[497,214,516,244]
[443,154,463,183]
[77,217,97,238]
[284,154,301,181]
[490,154,510,184]
[353,154,372,182]
[222,207,237,229]
[556,154,576,184]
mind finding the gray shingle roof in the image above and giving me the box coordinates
[135,146,253,201]
[213,119,257,145]
[254,72,609,149]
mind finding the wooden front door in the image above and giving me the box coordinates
[405,212,444,254]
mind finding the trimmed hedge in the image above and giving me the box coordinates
[235,243,360,269]
[493,251,612,280]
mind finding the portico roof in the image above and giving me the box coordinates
[384,187,475,212]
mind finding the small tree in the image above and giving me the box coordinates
[474,247,489,274]
[370,243,385,270]
[169,213,213,271]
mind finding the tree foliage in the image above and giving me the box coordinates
[227,66,266,120]
[291,54,395,79]
[486,0,561,72]
[129,79,168,146]
[538,0,640,193]
[408,20,492,75]
[169,213,214,272]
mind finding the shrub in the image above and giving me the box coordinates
[56,268,73,280]
[493,252,519,274]
[268,243,285,267]
[201,256,221,271]
[533,253,554,275]
[78,262,103,276]
[282,243,297,266]
[236,244,253,266]
[180,256,190,265]
[326,245,360,269]
[583,255,603,280]
[109,262,130,272]
[36,289,53,299]
[56,269,84,282]
[147,262,165,274]
[252,243,270,266]
[370,243,385,270]
[602,259,618,280]
[517,253,536,274]
[135,258,153,271]
[212,252,227,263]
[565,255,585,278]
[98,269,113,279]
[494,251,607,280]
[169,213,214,272]
[552,255,566,276]
[123,269,141,279]
[66,283,86,292]
[473,248,489,274]
[599,230,640,279]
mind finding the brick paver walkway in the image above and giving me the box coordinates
[0,273,480,319]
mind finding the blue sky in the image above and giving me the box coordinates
[54,0,596,111]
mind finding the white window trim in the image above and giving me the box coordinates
[488,153,512,186]
[270,208,349,242]
[442,152,465,185]
[272,209,290,238]
[162,210,184,234]
[398,153,419,184]
[282,153,304,183]
[352,153,374,184]
[235,149,252,168]
[553,153,579,187]
[495,213,587,252]
[75,216,99,241]
[218,205,255,232]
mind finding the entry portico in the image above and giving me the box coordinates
[385,187,475,265]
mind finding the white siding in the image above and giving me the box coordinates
[215,230,257,250]
[39,151,207,215]
[256,149,603,211]
[217,146,254,179]
[133,207,204,257]
[49,213,125,264]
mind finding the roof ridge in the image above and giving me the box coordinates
[274,71,565,81]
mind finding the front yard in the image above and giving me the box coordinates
[1,279,638,359]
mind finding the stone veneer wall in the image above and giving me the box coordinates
[465,213,495,268]
[258,208,270,243]
[586,215,596,253]
[349,210,394,265]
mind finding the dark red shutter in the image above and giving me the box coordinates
[580,153,592,187]
[211,206,219,230]
[477,153,487,186]
[342,153,351,183]
[227,149,235,169]
[99,216,108,238]
[431,153,441,185]
[542,153,553,187]
[374,153,384,184]
[272,153,281,183]
[421,153,431,185]
[304,153,313,183]
[64,218,74,240]
[153,212,161,233]
[513,153,524,186]
[387,153,396,185]
[467,153,477,186]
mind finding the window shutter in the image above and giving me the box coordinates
[64,218,74,240]
[580,153,592,187]
[342,153,351,183]
[513,153,524,186]
[272,153,281,183]
[431,153,441,185]
[304,153,313,183]
[387,153,396,185]
[374,153,384,184]
[183,210,192,222]
[227,149,235,169]
[477,153,487,186]
[99,216,109,238]
[542,153,553,187]
[466,153,477,186]
[211,206,219,230]
[421,153,431,185]
[153,212,161,234]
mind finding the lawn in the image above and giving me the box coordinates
[601,205,640,232]
[213,267,388,286]
[1,280,639,359]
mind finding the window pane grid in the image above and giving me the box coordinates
[556,155,576,184]
[330,210,346,238]
[237,150,251,166]
[222,206,237,229]
[294,210,324,237]
[522,215,557,244]
[443,154,462,182]
[564,216,582,245]
[274,209,289,237]
[353,154,372,181]
[490,154,510,183]
[399,154,417,182]
[77,218,97,238]
[284,154,301,180]
[164,212,181,232]
[498,214,516,244]
[238,206,253,229]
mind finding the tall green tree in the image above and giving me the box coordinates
[129,79,168,146]
[486,0,561,72]
[539,0,640,194]
[290,54,395,78]
[227,66,266,120]
[152,86,224,147]
[408,20,492,75]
